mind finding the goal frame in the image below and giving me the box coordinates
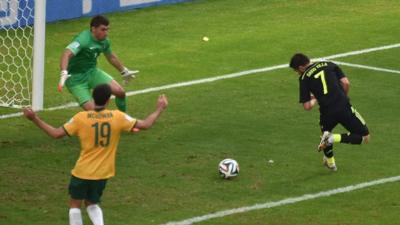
[31,0,46,111]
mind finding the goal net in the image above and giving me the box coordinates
[0,0,44,110]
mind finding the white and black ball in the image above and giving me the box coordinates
[218,158,239,179]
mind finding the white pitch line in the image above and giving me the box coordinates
[125,64,288,97]
[332,61,400,74]
[320,43,400,60]
[162,175,400,225]
[1,43,400,120]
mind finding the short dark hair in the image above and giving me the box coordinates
[92,84,112,106]
[90,15,109,28]
[289,53,310,70]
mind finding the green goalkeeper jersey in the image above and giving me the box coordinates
[66,30,112,74]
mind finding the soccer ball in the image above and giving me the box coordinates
[218,158,239,179]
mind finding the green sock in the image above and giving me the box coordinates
[115,97,126,112]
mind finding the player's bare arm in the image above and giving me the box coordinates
[60,49,74,71]
[303,101,314,111]
[105,53,139,85]
[134,94,168,130]
[340,77,350,95]
[105,52,125,72]
[23,108,67,139]
[58,49,74,92]
[303,94,317,111]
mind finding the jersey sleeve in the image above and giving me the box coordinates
[63,114,80,136]
[66,40,82,55]
[333,63,345,79]
[118,112,137,132]
[66,33,87,55]
[299,79,311,103]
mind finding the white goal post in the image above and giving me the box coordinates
[0,0,45,110]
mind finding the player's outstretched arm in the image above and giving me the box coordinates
[105,53,139,85]
[58,49,74,92]
[105,53,124,71]
[134,94,168,130]
[23,108,67,139]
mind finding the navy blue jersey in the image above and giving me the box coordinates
[299,61,349,114]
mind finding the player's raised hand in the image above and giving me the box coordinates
[157,94,168,110]
[23,107,37,121]
[58,70,71,92]
[121,67,139,85]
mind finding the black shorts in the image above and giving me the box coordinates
[320,105,369,136]
[68,176,107,203]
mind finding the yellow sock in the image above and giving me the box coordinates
[327,156,335,165]
[333,134,341,143]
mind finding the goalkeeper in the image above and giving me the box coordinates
[58,15,137,112]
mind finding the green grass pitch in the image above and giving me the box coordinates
[1,0,400,224]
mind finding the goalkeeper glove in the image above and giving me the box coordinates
[58,70,71,92]
[121,67,139,85]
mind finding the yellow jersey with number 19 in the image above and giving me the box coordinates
[63,109,136,180]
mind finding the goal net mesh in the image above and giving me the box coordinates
[0,0,34,108]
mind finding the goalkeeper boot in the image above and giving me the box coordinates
[318,131,332,152]
[323,156,337,171]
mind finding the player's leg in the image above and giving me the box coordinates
[84,179,107,225]
[66,74,94,111]
[109,79,127,112]
[319,113,338,171]
[337,106,370,145]
[318,113,338,151]
[69,199,83,225]
[68,176,88,225]
[89,68,127,112]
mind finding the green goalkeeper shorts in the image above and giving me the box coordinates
[68,176,107,203]
[65,68,113,106]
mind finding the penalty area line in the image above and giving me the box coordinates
[161,175,400,225]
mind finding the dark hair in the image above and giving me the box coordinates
[90,15,109,28]
[289,53,310,70]
[92,84,112,106]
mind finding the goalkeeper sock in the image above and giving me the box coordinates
[69,208,83,225]
[87,204,104,225]
[115,97,126,112]
[340,133,363,144]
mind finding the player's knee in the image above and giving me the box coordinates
[362,134,370,144]
[69,199,83,208]
[83,101,95,111]
[113,86,125,98]
[84,200,96,207]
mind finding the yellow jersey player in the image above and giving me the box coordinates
[23,84,168,225]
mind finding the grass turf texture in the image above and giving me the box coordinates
[1,0,400,224]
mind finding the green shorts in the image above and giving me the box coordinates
[66,68,114,106]
[68,176,108,203]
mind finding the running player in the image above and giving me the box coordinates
[289,53,370,171]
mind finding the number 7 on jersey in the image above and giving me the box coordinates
[314,70,328,94]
